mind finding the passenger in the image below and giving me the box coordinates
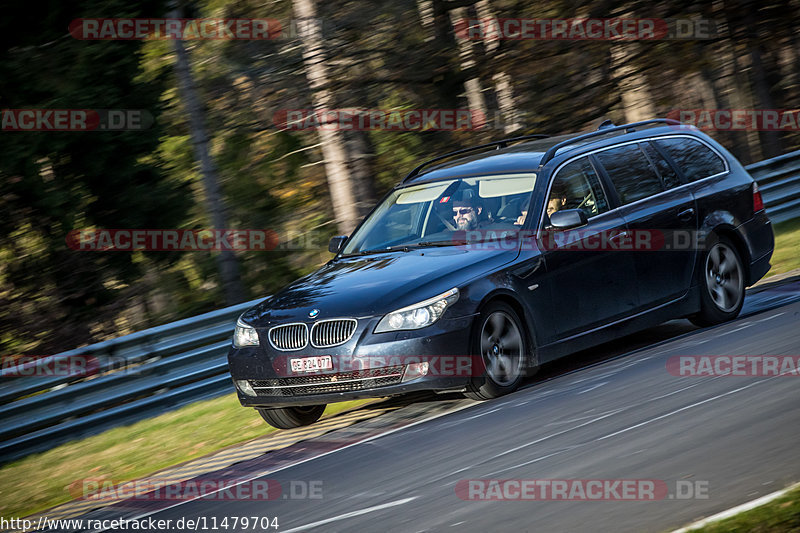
[547,196,566,216]
[515,190,567,226]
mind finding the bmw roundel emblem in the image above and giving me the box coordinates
[308,309,320,319]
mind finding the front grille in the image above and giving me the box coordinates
[249,365,405,396]
[268,323,308,351]
[310,319,357,348]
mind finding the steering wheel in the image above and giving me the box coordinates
[576,192,597,214]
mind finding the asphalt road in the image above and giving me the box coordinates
[64,278,800,533]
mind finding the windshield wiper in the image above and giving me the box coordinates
[340,245,413,257]
[416,240,467,247]
[341,240,468,257]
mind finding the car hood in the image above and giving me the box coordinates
[241,247,517,326]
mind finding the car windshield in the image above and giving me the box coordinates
[341,173,537,255]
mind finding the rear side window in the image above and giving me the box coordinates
[654,137,726,181]
[642,142,681,189]
[595,143,664,204]
[548,157,609,220]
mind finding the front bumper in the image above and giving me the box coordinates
[227,316,474,408]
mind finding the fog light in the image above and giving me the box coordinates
[235,379,257,397]
[402,362,429,382]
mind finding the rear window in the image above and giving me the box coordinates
[654,137,726,182]
[595,143,664,204]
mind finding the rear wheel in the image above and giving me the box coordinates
[257,405,326,429]
[690,235,745,327]
[465,302,530,400]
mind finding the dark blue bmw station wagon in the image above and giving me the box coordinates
[228,119,774,429]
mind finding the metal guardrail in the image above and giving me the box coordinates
[746,149,800,224]
[0,298,262,463]
[1,150,799,465]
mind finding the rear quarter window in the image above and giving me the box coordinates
[595,143,664,204]
[654,137,726,182]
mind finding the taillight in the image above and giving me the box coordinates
[753,183,765,212]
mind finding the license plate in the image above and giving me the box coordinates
[290,356,333,373]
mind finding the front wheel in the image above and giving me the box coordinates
[257,405,326,429]
[690,235,745,327]
[465,302,531,400]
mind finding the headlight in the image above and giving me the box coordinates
[233,318,259,347]
[375,288,459,333]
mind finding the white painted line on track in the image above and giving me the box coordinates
[649,380,712,402]
[88,403,475,532]
[753,312,785,323]
[481,447,579,478]
[576,381,607,394]
[493,407,627,459]
[279,497,418,533]
[672,482,800,532]
[596,380,765,441]
[461,407,502,421]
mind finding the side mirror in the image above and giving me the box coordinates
[328,235,348,254]
[549,209,588,229]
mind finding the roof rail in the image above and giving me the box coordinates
[538,118,681,168]
[402,133,550,182]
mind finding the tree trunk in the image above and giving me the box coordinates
[344,131,378,217]
[700,60,752,162]
[172,38,246,305]
[741,6,784,158]
[476,0,521,134]
[417,0,436,41]
[449,6,488,127]
[610,44,655,124]
[293,0,360,234]
[716,0,762,161]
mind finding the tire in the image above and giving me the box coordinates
[257,405,326,429]
[465,301,532,401]
[689,235,745,327]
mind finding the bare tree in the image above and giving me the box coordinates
[294,0,360,234]
[449,6,489,124]
[476,0,522,133]
[172,37,246,305]
[610,44,656,123]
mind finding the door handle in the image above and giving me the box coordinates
[609,231,629,242]
[678,208,695,221]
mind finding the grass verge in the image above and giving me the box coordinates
[686,484,800,532]
[767,218,800,276]
[0,394,372,520]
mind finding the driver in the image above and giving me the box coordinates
[452,192,484,231]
